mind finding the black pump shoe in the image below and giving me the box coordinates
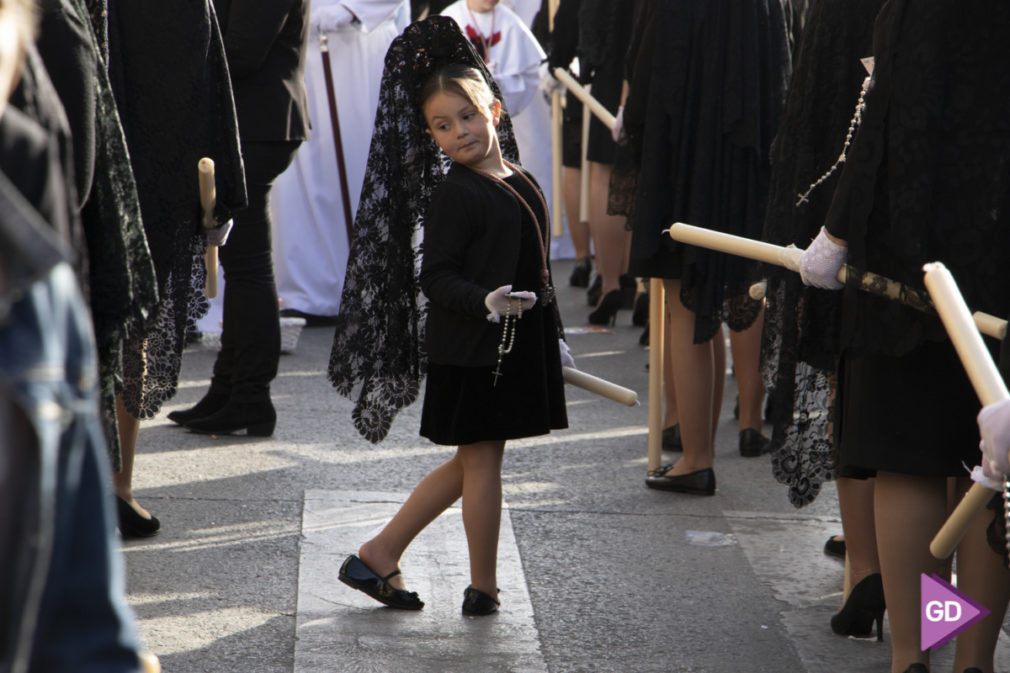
[339,555,424,610]
[462,586,500,616]
[167,389,230,425]
[569,257,592,287]
[831,573,885,641]
[182,398,276,436]
[116,496,160,538]
[645,467,715,495]
[739,428,770,457]
[588,290,623,326]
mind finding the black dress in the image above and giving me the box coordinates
[420,169,568,445]
[625,0,790,343]
[759,0,884,505]
[824,0,1010,476]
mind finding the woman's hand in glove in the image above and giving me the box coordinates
[979,398,1010,478]
[799,227,847,290]
[484,285,537,323]
[559,339,575,368]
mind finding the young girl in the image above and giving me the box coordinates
[336,53,570,615]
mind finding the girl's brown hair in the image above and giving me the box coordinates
[417,63,497,124]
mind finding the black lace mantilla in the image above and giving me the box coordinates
[328,17,519,443]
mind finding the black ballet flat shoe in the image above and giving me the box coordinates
[338,555,424,610]
[586,275,602,306]
[645,467,716,495]
[662,424,682,452]
[739,428,770,457]
[588,289,623,326]
[569,257,592,288]
[182,398,276,436]
[116,496,160,539]
[167,389,230,425]
[824,535,846,559]
[462,586,500,616]
[830,573,885,641]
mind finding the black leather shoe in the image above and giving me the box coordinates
[116,496,160,538]
[167,389,230,425]
[619,274,637,309]
[462,586,500,616]
[183,398,276,436]
[662,424,682,452]
[824,535,846,559]
[739,428,770,457]
[632,292,649,327]
[586,275,602,306]
[645,467,715,495]
[569,257,592,287]
[338,555,424,610]
[588,290,623,326]
[831,573,885,641]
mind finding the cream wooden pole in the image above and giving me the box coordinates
[553,68,616,129]
[666,222,1006,339]
[549,0,562,237]
[563,367,638,406]
[647,279,665,471]
[923,263,1008,559]
[579,86,591,224]
[198,158,218,298]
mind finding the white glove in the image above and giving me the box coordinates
[204,218,233,247]
[799,227,847,289]
[538,62,561,97]
[611,105,624,144]
[978,398,1010,478]
[312,5,355,32]
[484,285,537,323]
[559,339,575,368]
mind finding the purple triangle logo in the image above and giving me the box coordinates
[920,573,989,651]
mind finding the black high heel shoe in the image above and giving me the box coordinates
[588,290,623,326]
[632,292,649,327]
[830,573,885,641]
[586,275,602,306]
[182,398,276,436]
[116,496,160,538]
[167,389,230,425]
[569,257,592,287]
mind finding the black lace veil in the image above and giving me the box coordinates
[328,16,519,442]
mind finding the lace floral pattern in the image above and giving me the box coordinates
[328,17,518,442]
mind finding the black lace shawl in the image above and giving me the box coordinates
[760,0,883,507]
[824,0,1010,358]
[107,0,246,418]
[328,16,519,443]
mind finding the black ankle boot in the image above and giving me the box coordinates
[830,573,885,641]
[167,389,230,425]
[182,398,276,436]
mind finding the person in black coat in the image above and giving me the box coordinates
[173,0,310,436]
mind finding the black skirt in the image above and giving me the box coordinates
[836,339,981,478]
[420,301,568,446]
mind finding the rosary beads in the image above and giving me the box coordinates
[491,297,517,387]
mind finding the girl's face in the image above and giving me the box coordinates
[424,90,502,172]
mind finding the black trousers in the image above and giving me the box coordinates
[212,140,299,402]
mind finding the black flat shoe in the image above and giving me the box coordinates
[338,555,424,610]
[588,289,623,326]
[645,467,715,495]
[824,534,846,559]
[116,496,160,538]
[662,424,682,452]
[586,275,602,306]
[462,586,500,616]
[831,573,885,641]
[569,257,592,287]
[183,398,276,436]
[739,428,770,457]
[167,389,230,425]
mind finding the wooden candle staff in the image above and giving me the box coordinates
[923,263,1008,559]
[563,366,639,407]
[552,68,616,129]
[198,158,218,298]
